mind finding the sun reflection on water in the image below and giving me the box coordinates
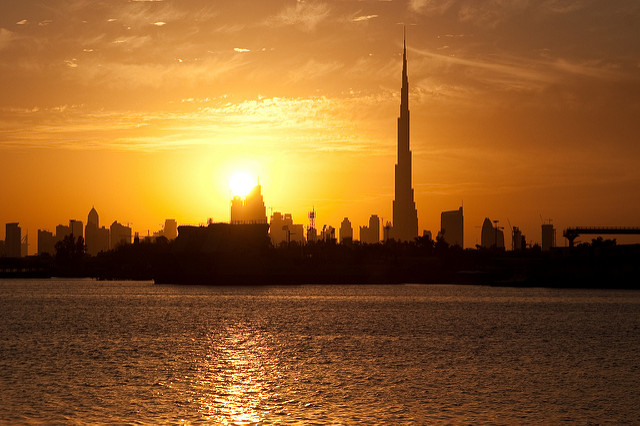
[193,325,283,424]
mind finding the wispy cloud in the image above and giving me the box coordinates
[352,14,378,22]
[270,1,331,31]
[0,28,15,50]
[411,46,633,90]
[410,0,456,15]
[287,59,343,83]
[0,96,390,155]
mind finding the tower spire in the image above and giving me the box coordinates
[392,27,418,242]
[401,26,409,116]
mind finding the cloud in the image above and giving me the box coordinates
[271,1,331,31]
[410,0,456,15]
[539,0,585,14]
[287,59,343,83]
[152,21,166,26]
[234,47,250,52]
[458,0,530,28]
[0,28,15,50]
[0,96,389,155]
[411,45,632,94]
[16,20,28,25]
[352,14,378,22]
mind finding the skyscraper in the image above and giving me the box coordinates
[85,207,109,256]
[110,221,132,249]
[360,215,381,244]
[5,223,21,258]
[339,217,353,244]
[541,223,556,251]
[440,206,464,248]
[392,30,418,242]
[230,185,267,225]
[481,217,504,249]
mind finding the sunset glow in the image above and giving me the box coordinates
[229,171,256,198]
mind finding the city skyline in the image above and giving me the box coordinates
[2,1,640,251]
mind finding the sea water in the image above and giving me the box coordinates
[1,279,639,423]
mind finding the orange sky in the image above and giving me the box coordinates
[2,0,640,252]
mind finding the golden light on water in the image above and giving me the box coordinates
[192,325,280,424]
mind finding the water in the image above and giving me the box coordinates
[1,279,639,423]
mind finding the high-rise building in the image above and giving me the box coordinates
[110,221,132,249]
[512,226,526,251]
[541,223,556,251]
[339,218,353,244]
[269,212,304,245]
[69,220,83,240]
[88,207,99,227]
[480,217,504,249]
[56,224,71,241]
[230,185,267,224]
[163,219,178,240]
[321,225,336,242]
[21,233,29,257]
[85,207,109,255]
[38,229,56,255]
[440,206,464,248]
[392,31,419,242]
[360,215,381,244]
[5,223,21,258]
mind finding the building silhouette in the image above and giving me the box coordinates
[391,31,419,242]
[37,229,56,255]
[512,226,526,251]
[360,214,381,244]
[440,206,463,248]
[339,217,353,244]
[56,224,71,241]
[5,223,21,258]
[21,233,29,257]
[163,219,178,240]
[269,212,304,245]
[541,223,556,251]
[69,220,83,240]
[230,185,267,224]
[383,221,393,242]
[481,217,504,249]
[85,207,110,256]
[321,225,336,242]
[110,221,132,249]
[307,208,317,243]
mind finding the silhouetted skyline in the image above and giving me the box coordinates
[1,2,640,250]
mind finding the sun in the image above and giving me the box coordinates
[229,171,256,197]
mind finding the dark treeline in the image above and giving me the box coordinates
[3,224,639,289]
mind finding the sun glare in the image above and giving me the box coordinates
[229,171,255,197]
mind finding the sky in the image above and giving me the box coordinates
[1,0,640,251]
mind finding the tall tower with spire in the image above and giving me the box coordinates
[392,29,419,242]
